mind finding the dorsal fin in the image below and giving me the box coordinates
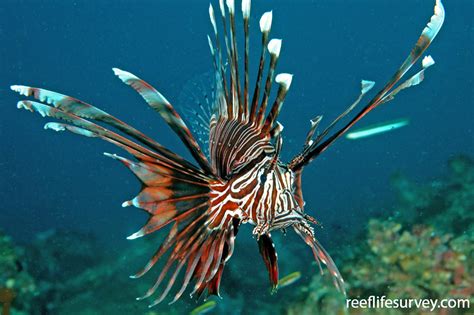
[249,11,272,123]
[207,1,293,129]
[206,0,295,178]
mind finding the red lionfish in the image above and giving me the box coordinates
[11,0,444,307]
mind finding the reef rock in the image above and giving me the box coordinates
[0,230,37,314]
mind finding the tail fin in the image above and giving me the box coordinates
[12,80,238,305]
[290,0,445,171]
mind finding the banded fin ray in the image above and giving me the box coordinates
[255,38,282,126]
[227,0,243,117]
[13,90,240,305]
[112,68,213,175]
[262,73,293,133]
[207,0,292,126]
[207,3,230,117]
[15,100,207,180]
[9,85,203,175]
[249,10,272,123]
[293,223,345,294]
[292,79,375,163]
[206,0,296,178]
[290,0,445,170]
[242,0,251,118]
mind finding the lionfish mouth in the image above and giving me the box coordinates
[12,0,444,307]
[265,207,315,233]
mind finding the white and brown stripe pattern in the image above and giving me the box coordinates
[12,0,445,306]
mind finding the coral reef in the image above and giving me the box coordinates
[346,220,473,311]
[0,288,16,315]
[286,220,473,315]
[24,229,108,314]
[391,155,474,232]
[27,229,105,283]
[285,155,473,315]
[26,230,191,314]
[0,230,37,315]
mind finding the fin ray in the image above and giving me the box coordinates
[112,68,213,175]
[289,0,445,170]
[10,85,198,173]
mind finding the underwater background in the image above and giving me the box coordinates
[0,0,473,314]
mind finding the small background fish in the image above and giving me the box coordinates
[190,300,217,315]
[345,118,410,140]
[278,271,302,289]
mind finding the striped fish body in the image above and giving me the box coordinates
[11,0,445,307]
[209,118,302,232]
[209,154,302,232]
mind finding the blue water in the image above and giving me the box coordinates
[0,0,473,313]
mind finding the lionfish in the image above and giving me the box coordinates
[11,0,444,307]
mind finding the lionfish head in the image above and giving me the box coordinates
[249,151,313,236]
